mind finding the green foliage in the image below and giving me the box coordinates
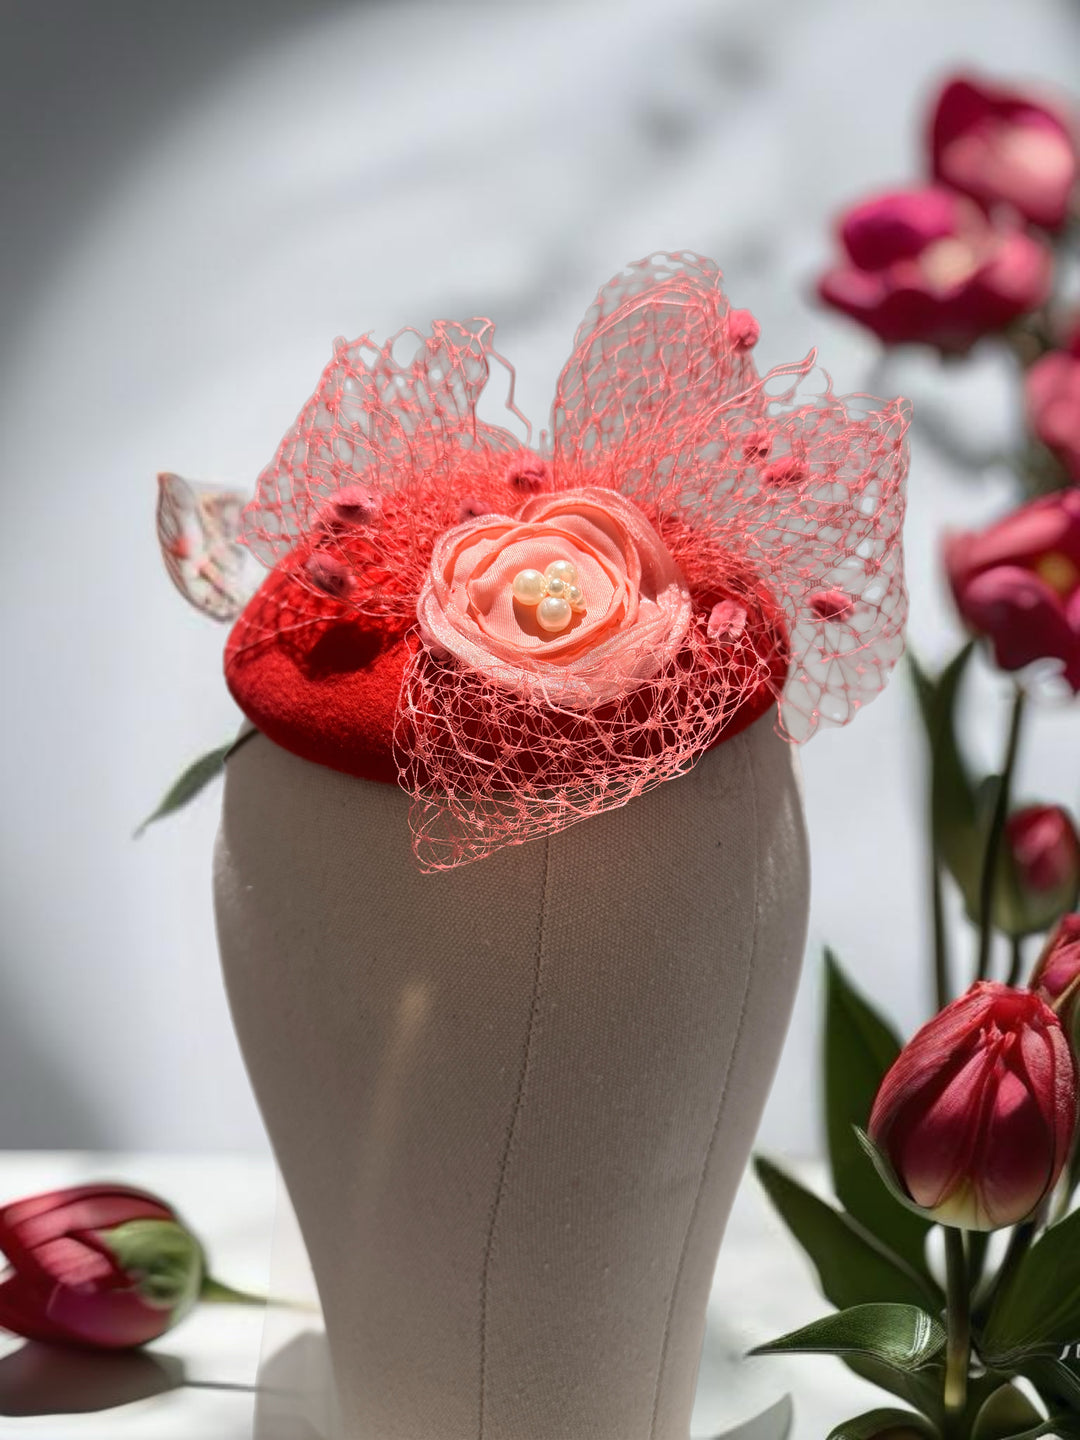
[753,1158,940,1313]
[823,952,933,1277]
[826,1408,938,1440]
[970,1383,1056,1440]
[750,1303,945,1372]
[909,644,981,900]
[134,743,234,836]
[983,1208,1080,1355]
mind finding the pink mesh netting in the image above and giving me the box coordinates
[240,253,910,869]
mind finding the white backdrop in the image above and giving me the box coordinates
[2,0,1078,1154]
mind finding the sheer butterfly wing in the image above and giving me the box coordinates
[157,472,259,621]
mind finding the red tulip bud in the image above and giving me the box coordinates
[1003,805,1080,930]
[0,1184,204,1349]
[1030,913,1080,1041]
[869,983,1077,1230]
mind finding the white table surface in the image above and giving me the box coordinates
[0,1152,887,1439]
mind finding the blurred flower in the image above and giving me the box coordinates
[1026,329,1080,483]
[1030,913,1080,1038]
[944,488,1080,689]
[1007,804,1080,899]
[818,186,1052,351]
[929,75,1078,232]
[997,804,1080,936]
[0,1184,204,1349]
[868,982,1077,1230]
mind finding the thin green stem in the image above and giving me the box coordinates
[199,1275,318,1312]
[1006,934,1026,989]
[976,688,1027,983]
[943,1227,970,1432]
[966,1229,991,1297]
[931,848,951,1011]
[981,1219,1037,1322]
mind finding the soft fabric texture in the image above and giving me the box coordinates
[213,707,810,1440]
[224,558,783,790]
[222,254,908,868]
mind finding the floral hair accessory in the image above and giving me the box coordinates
[164,254,910,869]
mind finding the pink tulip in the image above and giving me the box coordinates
[1026,330,1080,483]
[943,488,1080,690]
[929,75,1078,232]
[818,186,1052,351]
[1006,805,1080,898]
[0,1183,204,1349]
[869,983,1077,1230]
[1030,913,1080,1033]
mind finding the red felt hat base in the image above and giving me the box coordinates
[225,565,784,790]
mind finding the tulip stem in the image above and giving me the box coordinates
[943,1228,970,1431]
[982,1217,1037,1321]
[976,687,1027,984]
[199,1275,319,1313]
[931,847,951,1011]
[1006,935,1026,988]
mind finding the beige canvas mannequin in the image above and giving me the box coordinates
[213,704,809,1440]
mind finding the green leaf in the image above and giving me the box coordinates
[135,744,232,836]
[753,1158,941,1313]
[823,952,932,1276]
[981,1348,1080,1420]
[750,1303,945,1372]
[971,1384,1045,1440]
[134,734,252,837]
[826,1408,938,1440]
[908,643,981,898]
[983,1207,1080,1354]
[841,1356,945,1424]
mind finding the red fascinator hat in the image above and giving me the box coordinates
[160,253,910,869]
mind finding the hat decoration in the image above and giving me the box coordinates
[159,253,910,870]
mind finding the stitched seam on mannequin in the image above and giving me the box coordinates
[647,733,761,1440]
[477,834,552,1440]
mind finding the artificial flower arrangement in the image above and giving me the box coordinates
[747,73,1080,1440]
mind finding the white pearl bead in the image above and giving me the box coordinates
[512,568,548,603]
[536,596,572,632]
[545,559,578,587]
[566,584,584,610]
[546,576,567,597]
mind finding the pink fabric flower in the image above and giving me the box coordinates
[929,75,1078,232]
[1026,329,1080,483]
[818,186,1052,351]
[417,488,690,708]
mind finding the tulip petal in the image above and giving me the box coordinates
[870,983,1077,1231]
[0,1270,70,1345]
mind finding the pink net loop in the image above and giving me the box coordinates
[241,253,910,868]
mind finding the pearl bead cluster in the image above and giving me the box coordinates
[511,559,586,634]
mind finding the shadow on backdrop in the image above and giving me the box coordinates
[0,0,366,373]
